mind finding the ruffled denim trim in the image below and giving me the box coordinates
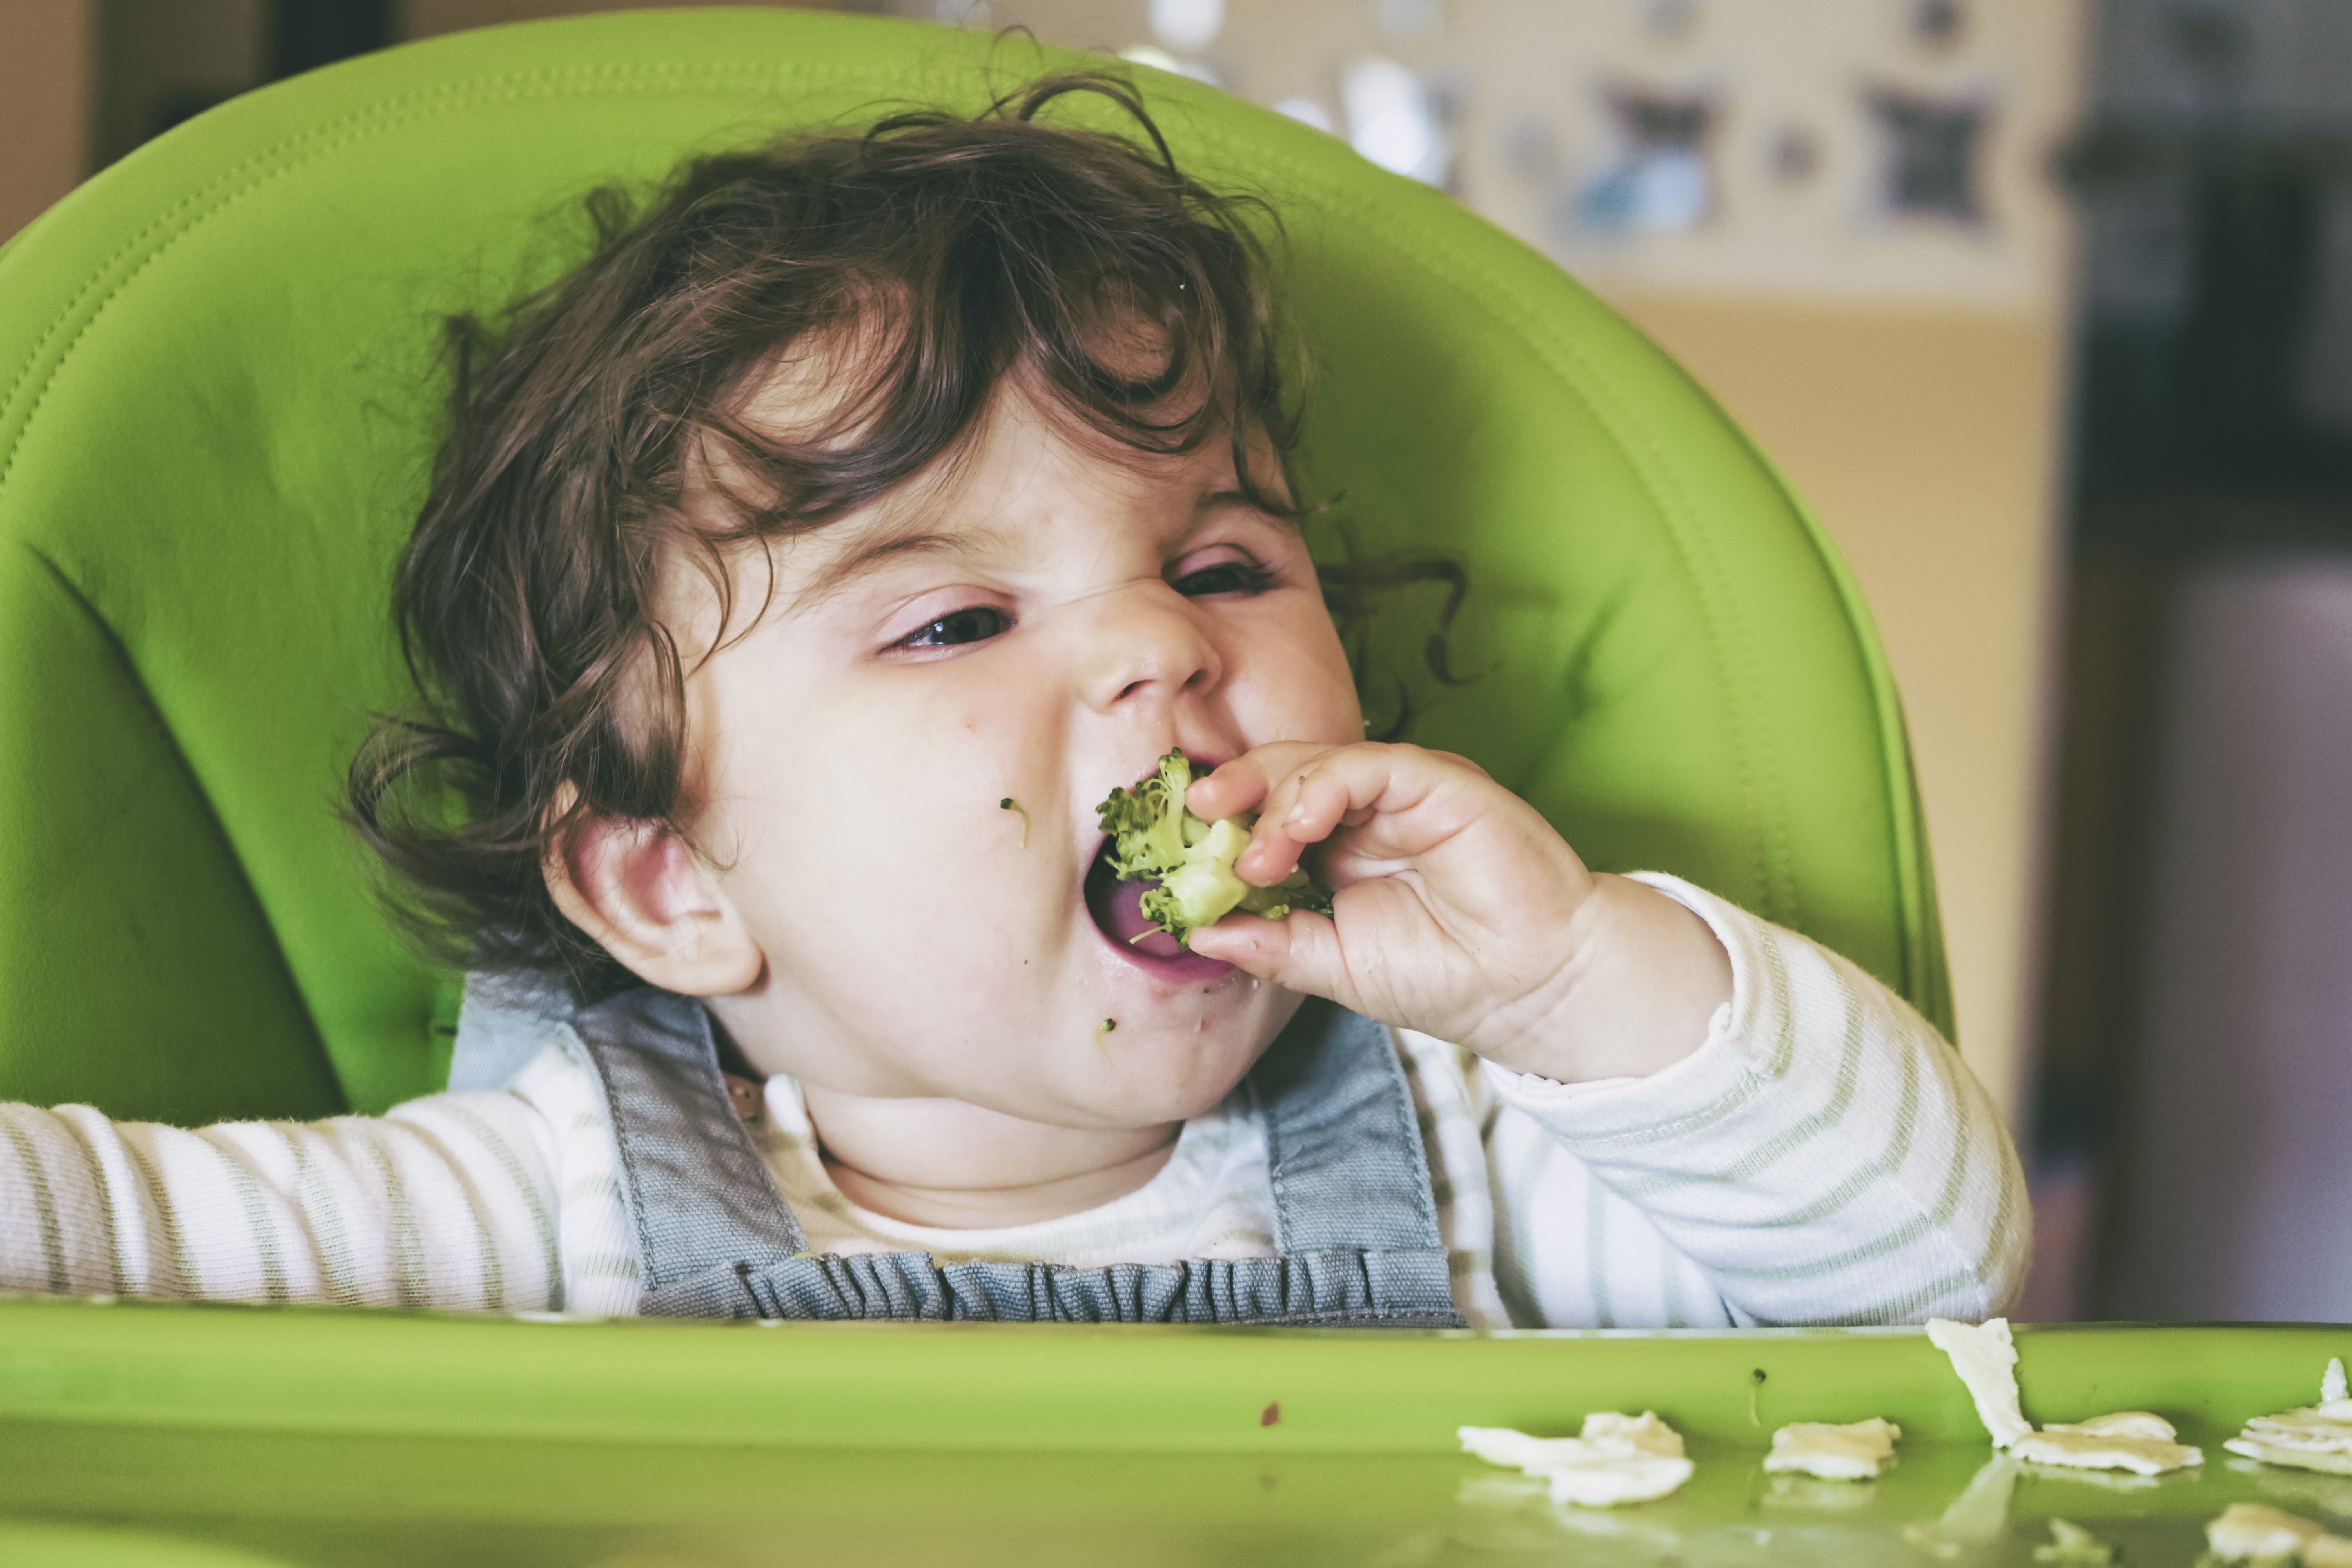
[642,1244,1462,1326]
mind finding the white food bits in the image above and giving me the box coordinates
[2042,1411,2180,1442]
[1925,1317,2200,1474]
[1457,1412,1694,1508]
[2224,1404,2352,1475]
[1762,1418,1901,1481]
[2010,1411,2202,1476]
[2222,1360,2352,1477]
[2205,1502,2352,1564]
[1900,1455,2021,1559]
[1925,1316,2033,1448]
[2032,1518,2116,1565]
[1578,1411,1686,1459]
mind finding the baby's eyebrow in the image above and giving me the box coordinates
[1196,487,1300,528]
[784,525,1002,614]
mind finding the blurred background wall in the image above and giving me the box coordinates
[7,0,2349,1323]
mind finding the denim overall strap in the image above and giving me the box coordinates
[572,988,808,1307]
[568,986,1465,1327]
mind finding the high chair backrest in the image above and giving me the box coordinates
[0,9,1949,1121]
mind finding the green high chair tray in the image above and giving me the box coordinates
[3,1300,2349,1565]
[7,9,2317,1567]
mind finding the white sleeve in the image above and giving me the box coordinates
[506,1036,643,1315]
[0,1079,570,1312]
[1472,873,2029,1328]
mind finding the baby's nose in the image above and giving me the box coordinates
[1078,582,1224,714]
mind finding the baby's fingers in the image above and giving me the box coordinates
[1185,909,1357,1011]
[1237,743,1467,884]
[1185,742,1329,825]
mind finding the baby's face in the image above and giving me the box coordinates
[670,381,1361,1131]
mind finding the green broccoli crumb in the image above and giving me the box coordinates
[1093,749,1334,947]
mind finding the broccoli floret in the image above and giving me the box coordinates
[1096,749,1193,880]
[1094,750,1335,946]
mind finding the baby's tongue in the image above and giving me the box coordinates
[1087,853,1184,956]
[1085,851,1232,973]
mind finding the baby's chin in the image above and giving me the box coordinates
[1048,989,1304,1129]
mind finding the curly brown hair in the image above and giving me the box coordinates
[347,74,1312,991]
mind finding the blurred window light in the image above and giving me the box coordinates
[1275,98,1336,134]
[1577,86,1716,234]
[933,0,993,25]
[1342,57,1450,185]
[1118,43,1221,87]
[1148,0,1223,54]
[1866,87,1991,224]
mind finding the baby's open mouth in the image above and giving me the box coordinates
[1085,837,1237,984]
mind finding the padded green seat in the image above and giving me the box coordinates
[0,8,1946,1123]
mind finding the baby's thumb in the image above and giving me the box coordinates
[1187,911,1354,1006]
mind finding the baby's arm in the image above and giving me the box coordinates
[1190,742,2027,1326]
[1465,878,2026,1325]
[0,1086,565,1310]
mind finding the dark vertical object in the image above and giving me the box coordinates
[272,0,392,78]
[2027,554,2172,1315]
[2175,164,2322,464]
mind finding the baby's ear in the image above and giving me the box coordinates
[544,805,763,998]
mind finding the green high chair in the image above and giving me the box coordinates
[22,11,2296,1568]
[0,9,1948,1126]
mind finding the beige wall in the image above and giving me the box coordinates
[1,0,94,243]
[1607,292,2067,1123]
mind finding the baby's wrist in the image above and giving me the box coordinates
[1483,875,1731,1084]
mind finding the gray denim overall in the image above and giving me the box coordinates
[454,979,1465,1327]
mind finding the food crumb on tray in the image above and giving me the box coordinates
[2031,1517,2116,1564]
[1925,1317,2033,1447]
[1762,1418,1900,1480]
[2224,1357,2352,1477]
[1459,1412,1695,1507]
[2206,1501,2352,1564]
[2012,1411,2203,1476]
[1924,1316,2201,1474]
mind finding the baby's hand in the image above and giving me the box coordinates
[1183,743,1731,1083]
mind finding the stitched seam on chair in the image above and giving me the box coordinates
[17,539,345,1113]
[0,59,884,501]
[1714,427,1924,1000]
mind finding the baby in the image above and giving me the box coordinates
[0,77,2025,1327]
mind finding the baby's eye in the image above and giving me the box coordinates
[1172,558,1273,597]
[897,605,1011,650]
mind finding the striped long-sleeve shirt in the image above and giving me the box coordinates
[0,875,2029,1326]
